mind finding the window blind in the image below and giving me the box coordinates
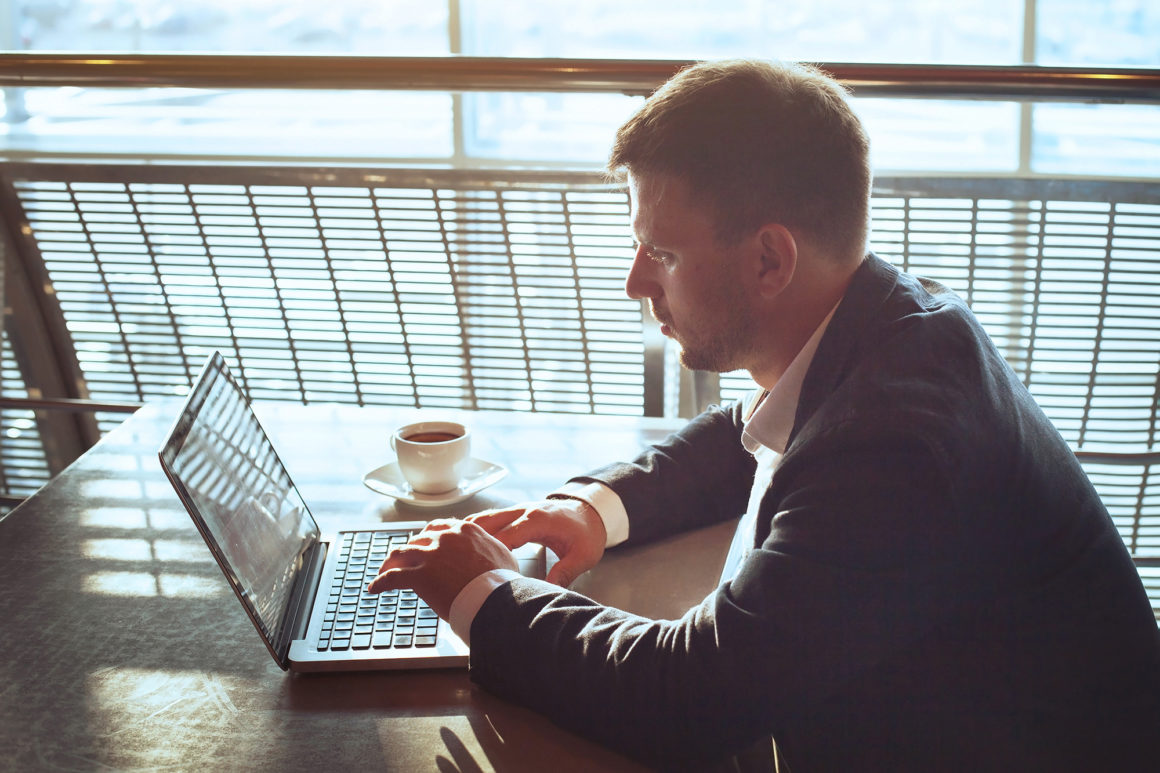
[3,167,1157,591]
[10,168,642,431]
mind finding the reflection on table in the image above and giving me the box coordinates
[0,402,735,772]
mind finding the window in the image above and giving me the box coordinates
[0,0,1156,176]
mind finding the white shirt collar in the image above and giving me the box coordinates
[741,303,840,455]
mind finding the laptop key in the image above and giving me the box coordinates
[393,635,413,648]
[415,635,437,647]
[372,631,392,648]
[351,633,372,650]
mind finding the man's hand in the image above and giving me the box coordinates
[366,519,518,619]
[466,498,606,587]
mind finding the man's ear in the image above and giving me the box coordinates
[755,224,798,298]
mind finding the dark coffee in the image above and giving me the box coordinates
[404,431,460,443]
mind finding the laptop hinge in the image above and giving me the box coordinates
[276,539,327,666]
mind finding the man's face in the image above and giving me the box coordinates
[625,171,758,374]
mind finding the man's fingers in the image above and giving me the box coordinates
[368,539,441,593]
[364,517,520,618]
[545,561,578,588]
[464,508,522,535]
[487,515,545,550]
[372,542,429,579]
[367,566,416,595]
[466,507,544,549]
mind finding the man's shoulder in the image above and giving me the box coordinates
[818,256,999,397]
[794,255,1032,461]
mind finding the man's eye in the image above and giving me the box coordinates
[638,244,672,265]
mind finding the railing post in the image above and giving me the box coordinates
[0,176,100,475]
[641,300,666,417]
[687,370,721,416]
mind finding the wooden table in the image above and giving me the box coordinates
[0,402,736,772]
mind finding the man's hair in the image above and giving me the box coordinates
[608,59,871,261]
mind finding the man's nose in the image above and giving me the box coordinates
[625,244,660,300]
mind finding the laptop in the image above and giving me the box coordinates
[159,351,543,672]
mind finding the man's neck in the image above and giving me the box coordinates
[748,268,854,389]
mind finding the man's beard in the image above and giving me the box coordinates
[677,335,748,373]
[654,301,755,374]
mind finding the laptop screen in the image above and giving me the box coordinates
[160,353,320,646]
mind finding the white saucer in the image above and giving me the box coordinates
[362,458,508,507]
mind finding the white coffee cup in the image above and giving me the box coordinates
[391,420,471,494]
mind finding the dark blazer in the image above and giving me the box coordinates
[469,254,1160,771]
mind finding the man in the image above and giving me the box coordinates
[370,60,1160,770]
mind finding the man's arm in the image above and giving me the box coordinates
[467,401,755,570]
[465,422,957,768]
[575,401,756,546]
[367,399,777,765]
[433,400,755,601]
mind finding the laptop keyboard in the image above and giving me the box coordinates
[316,530,439,651]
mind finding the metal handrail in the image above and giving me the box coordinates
[0,55,1157,103]
[1075,451,1160,466]
[0,397,142,413]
